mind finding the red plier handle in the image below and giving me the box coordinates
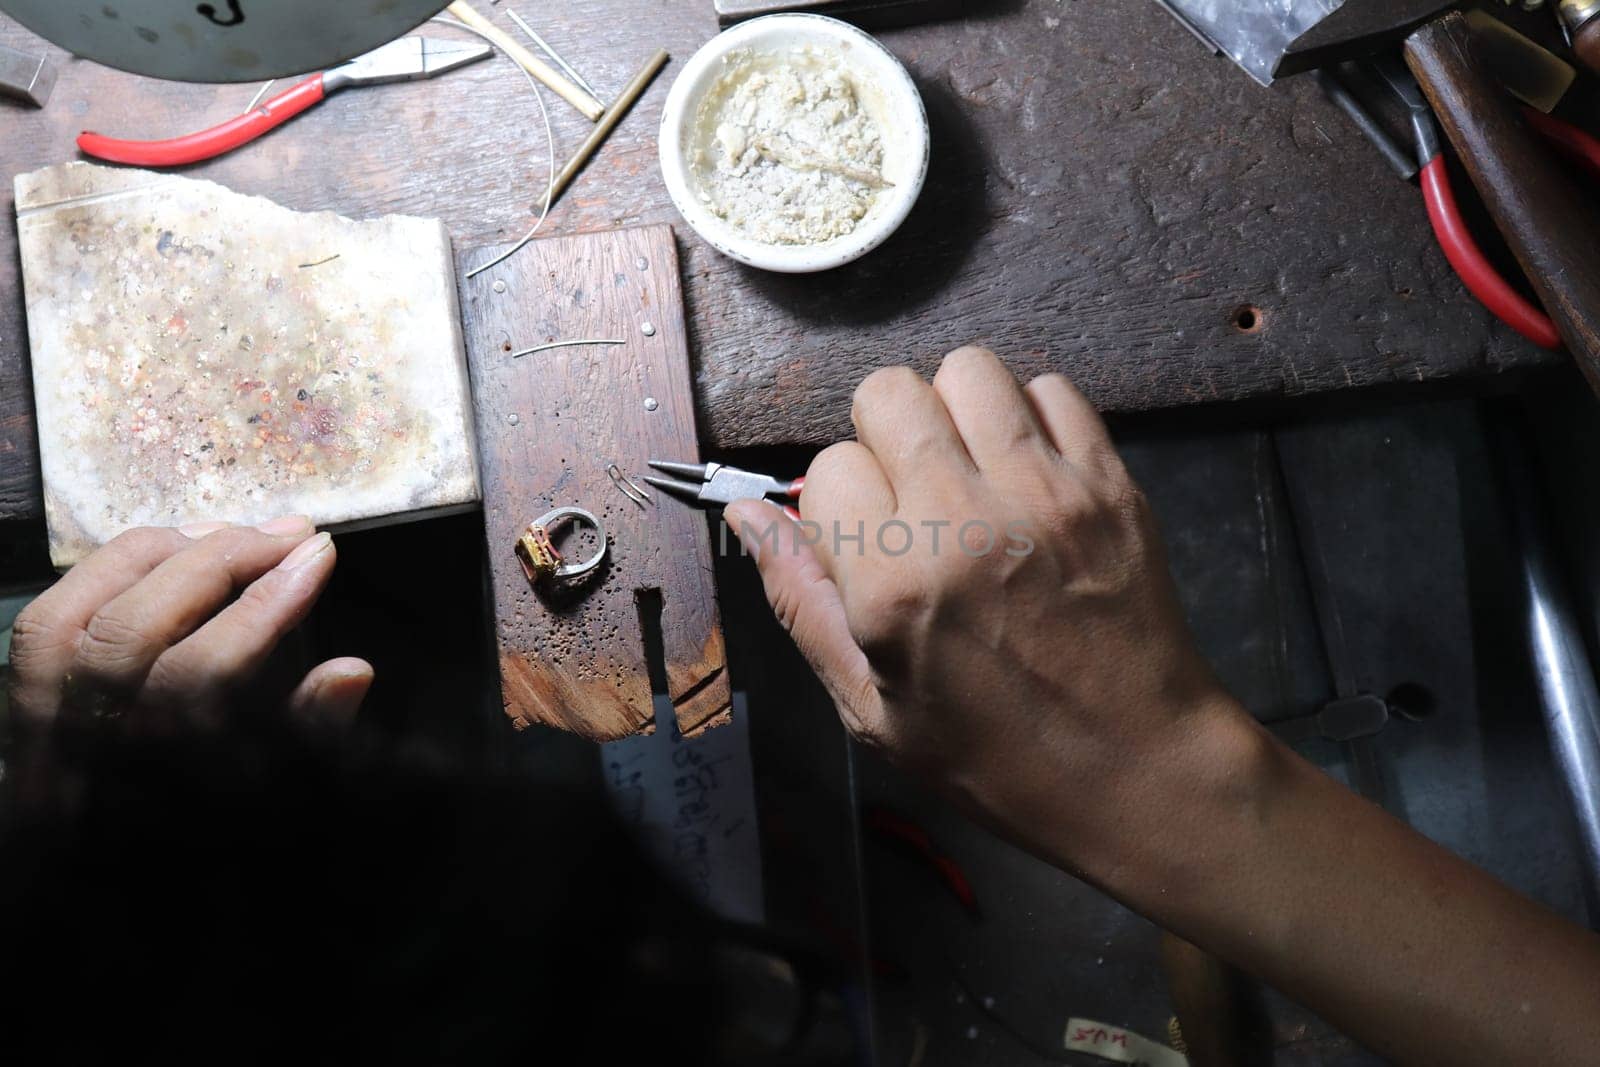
[78,74,326,167]
[1420,108,1600,352]
[782,477,806,522]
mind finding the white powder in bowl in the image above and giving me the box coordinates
[690,47,890,247]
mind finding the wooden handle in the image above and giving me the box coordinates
[1575,18,1600,77]
[1405,12,1600,390]
[446,1,605,121]
[1160,933,1245,1067]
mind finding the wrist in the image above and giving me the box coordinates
[1065,690,1295,919]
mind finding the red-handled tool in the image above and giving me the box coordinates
[646,460,804,521]
[77,36,492,168]
[1375,57,1600,351]
[864,806,980,918]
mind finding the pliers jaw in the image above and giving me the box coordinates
[325,37,493,93]
[1371,56,1444,167]
[645,460,798,507]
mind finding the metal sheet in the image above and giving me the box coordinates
[0,40,52,105]
[1161,0,1450,84]
[0,0,448,83]
[1162,0,1348,84]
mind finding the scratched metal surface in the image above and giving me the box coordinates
[0,0,1566,525]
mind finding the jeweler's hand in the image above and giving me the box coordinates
[727,347,1247,876]
[731,349,1600,1067]
[9,517,373,737]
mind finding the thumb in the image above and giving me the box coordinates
[288,656,374,730]
[726,499,883,734]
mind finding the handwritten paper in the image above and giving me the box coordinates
[1063,1018,1188,1067]
[601,693,764,925]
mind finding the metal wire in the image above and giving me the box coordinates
[426,15,558,281]
[237,17,558,282]
[509,338,625,358]
[606,463,653,508]
[505,9,604,104]
[243,79,277,113]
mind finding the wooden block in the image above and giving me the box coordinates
[460,225,732,742]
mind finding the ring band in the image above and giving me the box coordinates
[517,506,608,583]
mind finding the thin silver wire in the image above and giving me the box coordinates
[243,79,276,113]
[505,9,603,103]
[236,17,557,281]
[509,339,625,358]
[427,14,557,281]
[606,463,653,508]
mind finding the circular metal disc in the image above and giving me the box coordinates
[0,0,451,83]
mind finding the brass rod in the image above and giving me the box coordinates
[540,49,670,211]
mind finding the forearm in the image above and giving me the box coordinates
[1073,699,1600,1066]
[736,350,1600,1063]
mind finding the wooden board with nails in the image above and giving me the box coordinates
[459,223,731,742]
[2,0,1591,530]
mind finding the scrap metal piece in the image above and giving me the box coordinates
[0,43,54,108]
[1153,0,1223,55]
[1160,0,1452,84]
[606,463,653,508]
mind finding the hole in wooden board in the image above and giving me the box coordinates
[635,587,670,701]
[1232,305,1264,333]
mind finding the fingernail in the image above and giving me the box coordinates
[276,531,332,571]
[179,521,230,539]
[725,504,760,563]
[257,514,313,536]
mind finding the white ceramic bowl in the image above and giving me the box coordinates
[658,14,930,274]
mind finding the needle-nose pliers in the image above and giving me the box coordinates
[646,460,805,521]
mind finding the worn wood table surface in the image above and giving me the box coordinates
[0,0,1563,524]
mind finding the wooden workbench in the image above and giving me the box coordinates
[0,0,1565,524]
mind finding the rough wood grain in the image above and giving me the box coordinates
[0,0,1565,525]
[461,224,731,742]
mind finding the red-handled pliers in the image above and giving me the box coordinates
[1375,57,1600,351]
[646,460,805,521]
[77,36,492,168]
